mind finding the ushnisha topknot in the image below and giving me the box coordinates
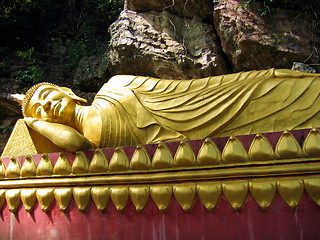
[22,82,59,117]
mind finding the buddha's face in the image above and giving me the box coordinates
[24,85,77,123]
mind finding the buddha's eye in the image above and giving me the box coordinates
[36,107,42,118]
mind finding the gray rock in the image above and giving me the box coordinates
[291,62,316,73]
[73,54,110,92]
[108,10,228,79]
[213,0,319,72]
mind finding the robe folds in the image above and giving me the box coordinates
[92,69,320,147]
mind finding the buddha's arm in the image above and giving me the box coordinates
[24,118,95,152]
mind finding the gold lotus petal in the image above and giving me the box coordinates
[21,189,36,212]
[36,188,54,212]
[152,142,173,169]
[36,153,53,176]
[72,151,89,174]
[276,131,302,159]
[197,182,221,211]
[89,149,109,173]
[0,189,5,210]
[21,155,36,177]
[54,188,73,212]
[249,134,274,161]
[222,136,248,163]
[277,179,304,208]
[6,189,21,212]
[110,187,129,211]
[130,145,151,170]
[249,180,276,210]
[304,176,320,205]
[73,187,91,212]
[109,147,129,172]
[303,128,320,157]
[5,157,21,178]
[129,186,150,211]
[223,181,248,211]
[174,141,196,167]
[197,138,221,166]
[173,183,196,212]
[150,185,172,212]
[91,187,110,212]
[53,153,71,175]
[0,158,6,179]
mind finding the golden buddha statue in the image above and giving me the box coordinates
[18,68,320,152]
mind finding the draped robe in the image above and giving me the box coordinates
[91,69,320,147]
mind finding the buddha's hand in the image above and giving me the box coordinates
[24,117,95,152]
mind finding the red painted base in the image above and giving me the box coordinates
[0,193,319,240]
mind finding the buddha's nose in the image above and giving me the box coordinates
[40,100,51,112]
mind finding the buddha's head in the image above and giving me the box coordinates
[22,83,87,124]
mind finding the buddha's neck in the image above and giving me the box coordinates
[73,105,90,133]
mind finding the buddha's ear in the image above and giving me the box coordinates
[58,87,87,103]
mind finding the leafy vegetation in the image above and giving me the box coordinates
[11,48,44,84]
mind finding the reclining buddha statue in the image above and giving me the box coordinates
[19,68,320,152]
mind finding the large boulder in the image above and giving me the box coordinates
[73,53,110,92]
[125,0,213,20]
[108,10,228,79]
[213,0,320,72]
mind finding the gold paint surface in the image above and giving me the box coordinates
[174,141,196,167]
[249,180,276,210]
[222,137,248,163]
[91,187,109,212]
[36,188,54,212]
[303,128,320,157]
[197,182,221,211]
[37,153,54,176]
[276,131,302,159]
[129,186,150,211]
[109,147,129,172]
[197,138,221,166]
[223,181,248,211]
[249,134,274,161]
[5,157,21,178]
[21,189,36,212]
[21,155,37,177]
[130,145,151,170]
[89,149,109,173]
[277,179,304,208]
[150,185,172,212]
[152,143,173,169]
[5,189,20,212]
[304,177,320,205]
[53,153,71,175]
[73,188,91,212]
[54,188,73,212]
[173,183,196,212]
[110,187,129,211]
[72,151,89,174]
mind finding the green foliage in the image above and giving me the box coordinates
[12,48,44,84]
[68,29,101,68]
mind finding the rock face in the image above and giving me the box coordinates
[213,0,319,71]
[108,10,228,79]
[125,0,214,20]
[73,53,110,92]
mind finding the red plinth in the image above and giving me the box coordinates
[0,193,319,240]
